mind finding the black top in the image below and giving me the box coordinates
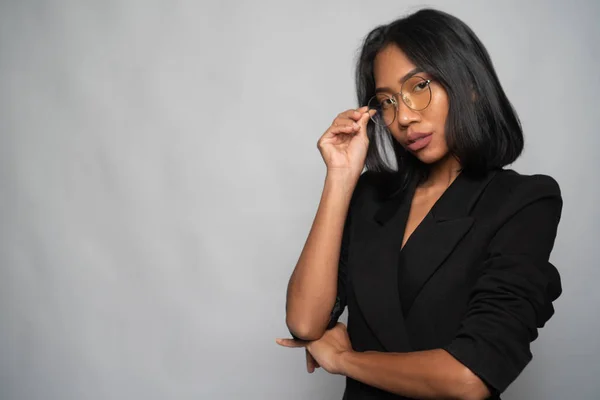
[322,168,562,400]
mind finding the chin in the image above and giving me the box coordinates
[410,147,448,165]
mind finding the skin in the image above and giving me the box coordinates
[279,44,490,400]
[371,44,463,250]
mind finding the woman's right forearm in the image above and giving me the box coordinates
[285,170,360,340]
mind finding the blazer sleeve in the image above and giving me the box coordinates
[443,175,563,394]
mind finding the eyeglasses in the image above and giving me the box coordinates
[367,76,432,127]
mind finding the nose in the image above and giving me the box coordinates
[395,97,420,128]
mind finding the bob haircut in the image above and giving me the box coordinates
[356,8,523,194]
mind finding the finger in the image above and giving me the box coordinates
[275,338,306,348]
[334,116,362,127]
[356,110,374,132]
[333,117,360,130]
[351,106,370,121]
[347,110,373,141]
[307,349,320,367]
[348,108,365,122]
[337,107,367,123]
[334,107,374,128]
[326,123,361,137]
[339,121,361,132]
[307,349,321,372]
[313,357,320,369]
[305,349,315,373]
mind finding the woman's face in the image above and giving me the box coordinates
[372,44,451,165]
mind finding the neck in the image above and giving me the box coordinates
[421,155,462,189]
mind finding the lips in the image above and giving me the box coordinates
[407,132,433,143]
[406,132,433,152]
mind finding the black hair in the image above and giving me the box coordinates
[356,8,523,195]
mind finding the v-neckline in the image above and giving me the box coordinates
[399,171,463,253]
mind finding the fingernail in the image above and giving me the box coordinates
[353,123,359,129]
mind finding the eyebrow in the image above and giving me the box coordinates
[374,68,423,94]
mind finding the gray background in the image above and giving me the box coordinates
[0,1,598,399]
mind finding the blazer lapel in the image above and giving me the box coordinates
[349,175,416,353]
[397,213,474,316]
[350,170,499,351]
[398,169,499,316]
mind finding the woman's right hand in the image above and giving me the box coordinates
[317,106,376,178]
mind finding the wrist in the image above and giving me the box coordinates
[336,349,356,376]
[325,170,360,195]
[326,167,361,181]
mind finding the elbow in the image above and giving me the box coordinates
[285,315,326,341]
[460,391,490,400]
[459,391,489,400]
[452,368,491,400]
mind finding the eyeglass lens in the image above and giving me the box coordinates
[367,76,431,126]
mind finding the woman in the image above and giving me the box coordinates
[276,8,562,400]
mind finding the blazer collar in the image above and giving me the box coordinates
[351,169,498,352]
[374,169,499,225]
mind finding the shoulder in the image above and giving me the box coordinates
[491,168,561,199]
[482,168,563,221]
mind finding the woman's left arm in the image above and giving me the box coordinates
[441,175,563,395]
[339,347,490,400]
[279,322,485,399]
[344,175,563,399]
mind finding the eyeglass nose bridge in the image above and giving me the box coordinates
[389,91,419,124]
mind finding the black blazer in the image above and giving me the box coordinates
[326,168,562,400]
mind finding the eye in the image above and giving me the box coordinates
[379,96,396,108]
[411,80,430,93]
